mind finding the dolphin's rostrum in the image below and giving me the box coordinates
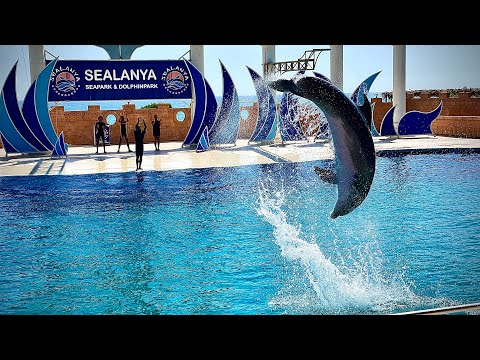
[268,75,376,219]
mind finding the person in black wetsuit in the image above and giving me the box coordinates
[152,114,161,151]
[134,118,147,171]
[95,116,107,154]
[117,114,132,153]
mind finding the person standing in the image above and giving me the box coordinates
[117,114,132,153]
[152,114,161,151]
[95,115,107,154]
[134,118,147,171]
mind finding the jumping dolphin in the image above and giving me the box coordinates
[267,76,376,219]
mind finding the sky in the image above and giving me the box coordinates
[0,45,479,99]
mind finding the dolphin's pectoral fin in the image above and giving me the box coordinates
[313,166,337,184]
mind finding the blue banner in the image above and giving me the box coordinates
[47,60,192,101]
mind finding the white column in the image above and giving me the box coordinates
[393,45,406,135]
[330,45,343,91]
[190,45,204,75]
[261,45,279,142]
[261,45,275,79]
[28,45,45,84]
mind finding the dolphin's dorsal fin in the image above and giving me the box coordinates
[314,166,337,184]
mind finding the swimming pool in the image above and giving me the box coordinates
[0,153,479,314]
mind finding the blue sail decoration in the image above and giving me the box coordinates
[182,60,217,147]
[0,59,61,155]
[351,71,381,106]
[0,133,18,153]
[208,61,241,146]
[228,90,241,143]
[29,58,61,147]
[22,76,55,149]
[278,71,308,142]
[52,131,67,157]
[398,101,442,135]
[266,114,278,141]
[370,102,380,136]
[2,64,49,151]
[0,65,41,153]
[315,120,331,140]
[380,106,397,136]
[351,72,380,129]
[247,67,277,143]
[279,91,308,142]
[289,93,309,139]
[196,126,209,152]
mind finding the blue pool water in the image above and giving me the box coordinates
[0,153,479,314]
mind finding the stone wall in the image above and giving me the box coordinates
[238,103,258,139]
[49,103,192,145]
[0,101,262,148]
[431,116,480,138]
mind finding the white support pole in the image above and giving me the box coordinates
[261,45,276,79]
[28,45,45,84]
[190,45,205,75]
[261,45,280,142]
[393,45,406,135]
[330,45,343,91]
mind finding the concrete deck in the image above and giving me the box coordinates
[0,135,479,177]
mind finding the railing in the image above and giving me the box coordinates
[263,48,330,76]
[44,49,57,60]
[393,302,480,315]
[179,50,191,61]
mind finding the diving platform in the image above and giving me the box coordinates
[263,48,330,76]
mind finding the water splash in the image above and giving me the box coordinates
[256,180,435,314]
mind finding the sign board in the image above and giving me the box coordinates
[47,60,192,101]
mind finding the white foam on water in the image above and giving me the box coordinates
[256,180,440,314]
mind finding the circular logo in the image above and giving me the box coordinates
[162,66,189,95]
[51,67,80,97]
[166,71,185,90]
